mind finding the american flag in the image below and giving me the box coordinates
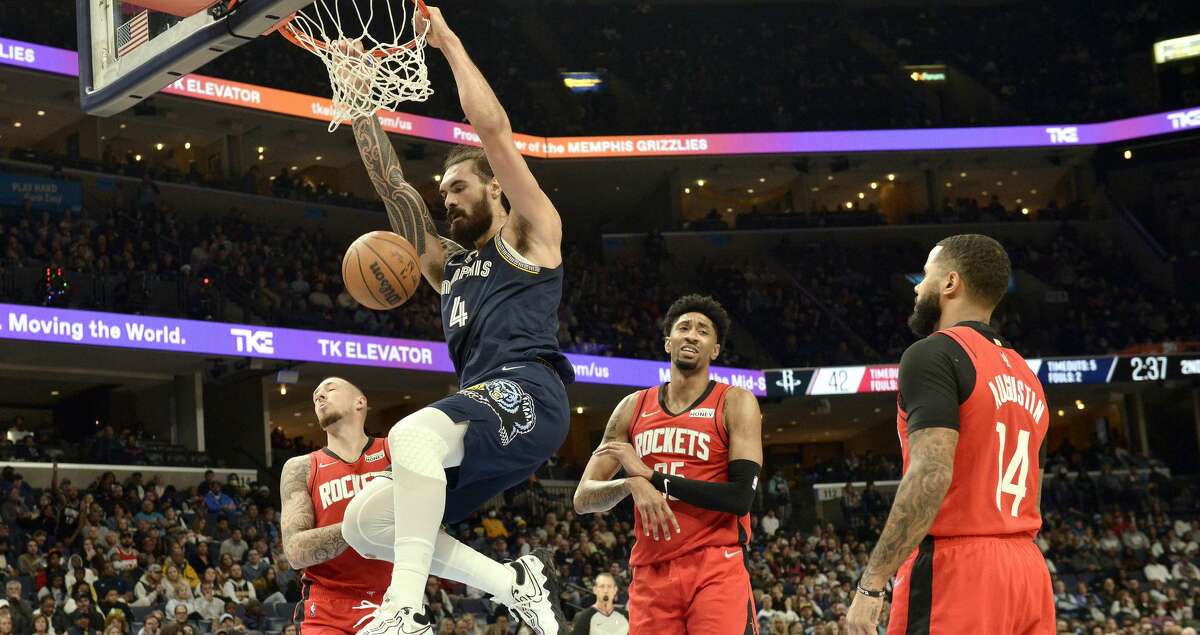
[116,10,150,58]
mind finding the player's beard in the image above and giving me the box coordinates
[448,200,492,247]
[316,408,342,430]
[907,291,942,337]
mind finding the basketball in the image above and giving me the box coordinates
[341,231,422,310]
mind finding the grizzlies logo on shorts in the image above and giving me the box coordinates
[459,378,537,446]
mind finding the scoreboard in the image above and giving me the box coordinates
[766,353,1200,399]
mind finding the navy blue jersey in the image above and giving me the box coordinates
[439,233,574,387]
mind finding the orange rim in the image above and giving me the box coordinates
[275,0,430,56]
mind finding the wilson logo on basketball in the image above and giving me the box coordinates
[370,262,403,305]
[342,231,421,310]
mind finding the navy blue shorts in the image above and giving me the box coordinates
[430,360,569,523]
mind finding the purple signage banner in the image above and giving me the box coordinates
[3,36,1198,156]
[0,303,766,394]
[0,38,78,76]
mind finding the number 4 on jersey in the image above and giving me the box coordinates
[449,296,469,328]
[994,421,1031,517]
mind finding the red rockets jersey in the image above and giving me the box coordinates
[303,437,393,594]
[628,381,752,566]
[897,325,1049,539]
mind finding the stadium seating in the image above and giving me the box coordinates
[2,440,1194,634]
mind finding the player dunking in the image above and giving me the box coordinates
[279,377,392,634]
[575,295,763,634]
[335,6,573,635]
[846,234,1054,634]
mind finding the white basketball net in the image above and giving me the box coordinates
[283,0,433,131]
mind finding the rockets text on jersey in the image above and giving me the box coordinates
[627,381,751,566]
[303,437,393,594]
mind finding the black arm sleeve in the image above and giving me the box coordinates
[648,459,760,516]
[898,334,974,434]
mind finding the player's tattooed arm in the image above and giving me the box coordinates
[574,393,641,514]
[351,114,463,288]
[860,426,958,590]
[279,456,349,570]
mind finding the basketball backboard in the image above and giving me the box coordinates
[77,0,312,116]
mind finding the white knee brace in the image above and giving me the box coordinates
[342,475,395,561]
[387,420,451,482]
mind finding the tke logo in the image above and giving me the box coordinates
[1046,127,1079,144]
[230,328,275,354]
[1167,109,1200,130]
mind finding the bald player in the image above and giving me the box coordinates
[279,377,392,634]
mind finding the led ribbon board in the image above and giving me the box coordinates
[3,37,1200,158]
[0,303,766,394]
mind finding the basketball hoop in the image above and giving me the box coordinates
[273,0,433,131]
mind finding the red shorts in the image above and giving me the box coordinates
[627,544,758,635]
[299,588,379,635]
[888,535,1055,635]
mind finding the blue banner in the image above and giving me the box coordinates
[1032,357,1117,386]
[0,173,83,211]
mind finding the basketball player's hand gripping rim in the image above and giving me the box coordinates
[327,39,376,102]
[413,5,454,50]
[845,592,885,635]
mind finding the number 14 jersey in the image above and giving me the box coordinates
[897,324,1049,539]
[628,380,752,566]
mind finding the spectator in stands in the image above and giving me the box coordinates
[164,584,193,620]
[31,612,51,635]
[249,567,284,606]
[62,592,105,635]
[97,588,134,625]
[0,541,13,579]
[94,562,132,600]
[216,608,253,635]
[239,550,267,584]
[31,596,57,633]
[91,427,125,465]
[481,509,508,539]
[760,509,781,538]
[204,485,236,521]
[41,574,69,606]
[218,530,247,563]
[133,565,166,607]
[109,533,139,573]
[190,584,222,623]
[136,613,160,635]
[221,564,256,606]
[160,564,193,602]
[19,539,45,576]
[3,581,31,630]
[134,500,164,528]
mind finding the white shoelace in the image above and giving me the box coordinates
[352,600,382,629]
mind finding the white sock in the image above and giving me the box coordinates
[431,531,517,605]
[387,423,450,609]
